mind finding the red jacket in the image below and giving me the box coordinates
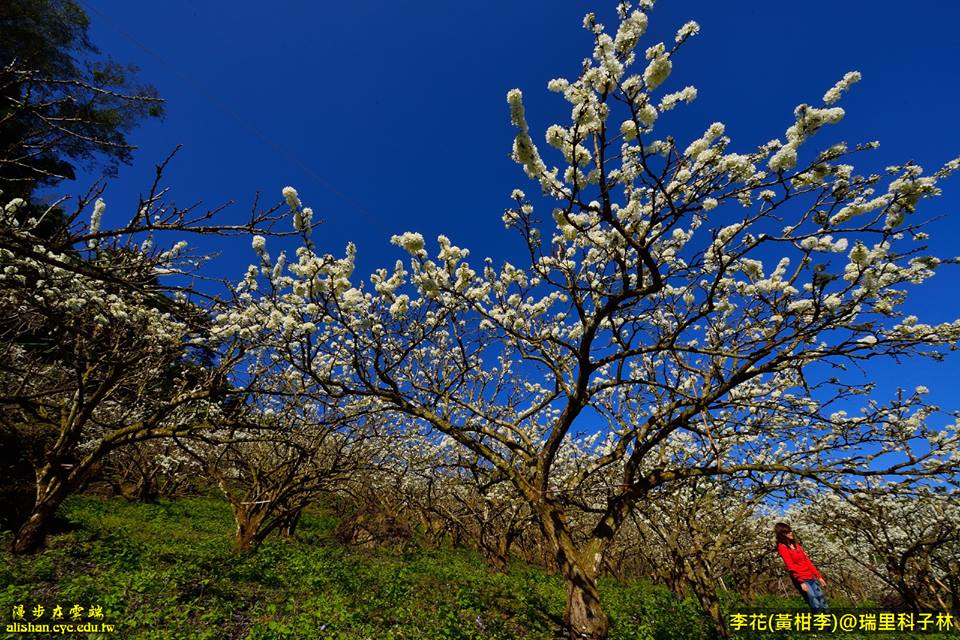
[777,543,823,582]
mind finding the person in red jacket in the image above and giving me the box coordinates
[775,522,829,612]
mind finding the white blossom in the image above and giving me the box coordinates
[823,71,862,105]
[391,232,427,258]
[88,198,106,249]
[642,48,671,90]
[282,186,301,209]
[659,86,697,111]
[769,143,797,172]
[614,10,648,54]
[675,20,700,42]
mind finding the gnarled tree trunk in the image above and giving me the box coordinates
[12,465,70,554]
[562,562,608,640]
[233,504,270,553]
[279,508,302,540]
[683,555,728,638]
[540,507,610,640]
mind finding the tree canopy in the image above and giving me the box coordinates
[218,5,960,638]
[1,2,958,638]
[0,0,162,202]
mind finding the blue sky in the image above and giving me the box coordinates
[69,1,960,411]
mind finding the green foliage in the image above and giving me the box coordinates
[0,496,953,639]
[0,0,163,201]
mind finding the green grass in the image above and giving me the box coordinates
[0,496,954,639]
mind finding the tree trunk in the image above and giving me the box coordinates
[480,528,514,573]
[12,467,69,554]
[540,508,609,640]
[12,499,57,554]
[602,556,625,583]
[683,556,728,638]
[496,530,516,571]
[133,472,159,503]
[233,507,267,553]
[483,548,509,573]
[280,509,302,539]
[563,567,608,640]
[692,587,727,638]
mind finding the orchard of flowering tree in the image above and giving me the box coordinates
[2,2,959,639]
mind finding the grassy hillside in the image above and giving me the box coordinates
[0,497,951,639]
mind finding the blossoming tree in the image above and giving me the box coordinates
[0,156,291,554]
[103,437,203,502]
[222,4,960,637]
[800,488,960,613]
[177,392,386,553]
[624,478,776,632]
